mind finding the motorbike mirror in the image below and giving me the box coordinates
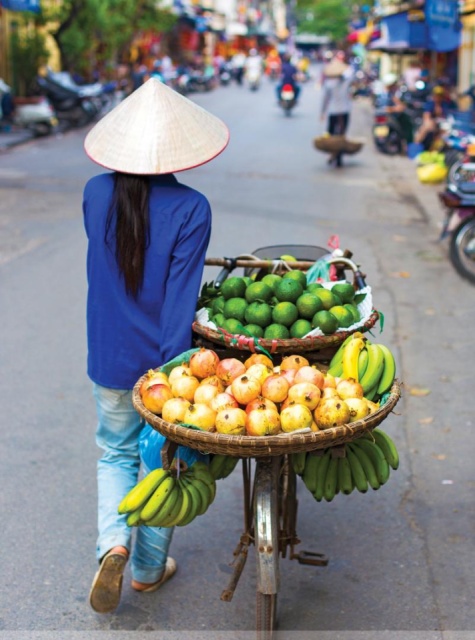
[415,80,425,90]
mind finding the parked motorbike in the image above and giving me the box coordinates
[0,78,57,137]
[219,62,232,87]
[278,84,297,116]
[438,154,475,283]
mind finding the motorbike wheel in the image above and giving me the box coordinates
[382,130,402,155]
[449,216,475,284]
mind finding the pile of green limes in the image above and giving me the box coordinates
[203,271,362,339]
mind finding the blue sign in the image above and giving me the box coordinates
[0,0,40,11]
[425,0,458,28]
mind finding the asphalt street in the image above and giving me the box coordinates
[0,72,473,640]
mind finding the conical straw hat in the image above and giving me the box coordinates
[84,78,230,174]
[323,59,349,78]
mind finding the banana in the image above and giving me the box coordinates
[357,348,369,380]
[220,456,240,479]
[329,332,364,371]
[209,455,227,480]
[190,477,213,515]
[126,507,143,527]
[176,479,200,527]
[146,483,181,527]
[375,344,396,395]
[302,453,321,493]
[348,443,380,490]
[156,485,184,527]
[342,337,366,381]
[118,468,170,514]
[337,455,353,495]
[353,437,390,485]
[140,475,176,522]
[345,445,368,493]
[181,478,203,519]
[359,343,385,394]
[291,451,307,476]
[365,381,379,402]
[327,358,343,378]
[313,450,331,502]
[323,456,339,502]
[188,466,217,504]
[372,428,399,470]
[169,479,192,526]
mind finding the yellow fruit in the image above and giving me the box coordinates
[345,398,370,422]
[280,404,313,432]
[329,305,354,329]
[313,397,351,429]
[314,289,339,311]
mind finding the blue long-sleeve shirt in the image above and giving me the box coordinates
[83,172,211,389]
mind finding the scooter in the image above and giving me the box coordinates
[278,84,297,117]
[0,78,57,137]
[35,70,100,128]
[246,67,261,91]
[438,158,475,284]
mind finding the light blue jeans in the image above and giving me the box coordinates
[93,383,174,584]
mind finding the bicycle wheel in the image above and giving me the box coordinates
[254,456,281,640]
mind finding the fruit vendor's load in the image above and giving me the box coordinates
[195,272,373,339]
[118,460,216,528]
[290,427,399,502]
[139,339,397,436]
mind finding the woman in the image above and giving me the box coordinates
[84,78,229,614]
[320,54,354,167]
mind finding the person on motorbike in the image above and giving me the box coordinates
[414,84,457,150]
[276,53,300,103]
[380,73,414,152]
[244,49,264,88]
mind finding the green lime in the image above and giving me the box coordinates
[274,279,304,303]
[314,288,340,311]
[261,273,283,292]
[244,301,273,328]
[272,301,299,327]
[220,277,247,300]
[280,254,297,262]
[344,303,360,324]
[311,310,339,335]
[283,269,307,289]
[332,282,356,304]
[296,293,323,319]
[223,318,246,334]
[211,296,225,315]
[223,297,248,322]
[245,281,274,303]
[242,276,253,287]
[244,323,265,338]
[264,323,290,339]
[212,313,226,328]
[329,305,354,328]
[290,318,312,339]
[306,282,324,293]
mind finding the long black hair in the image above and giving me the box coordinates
[105,172,151,298]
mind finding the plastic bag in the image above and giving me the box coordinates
[139,423,209,471]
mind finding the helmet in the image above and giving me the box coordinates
[382,73,398,86]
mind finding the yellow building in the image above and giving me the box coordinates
[459,0,475,92]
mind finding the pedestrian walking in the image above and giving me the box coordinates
[83,78,229,614]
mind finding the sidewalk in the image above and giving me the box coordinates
[0,126,34,151]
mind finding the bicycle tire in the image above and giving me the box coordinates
[449,215,475,283]
[254,457,280,637]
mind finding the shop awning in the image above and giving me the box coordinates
[0,0,40,10]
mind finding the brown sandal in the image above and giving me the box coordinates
[89,550,128,613]
[131,557,177,593]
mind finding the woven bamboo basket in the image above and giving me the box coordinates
[132,378,401,458]
[192,309,379,355]
[313,136,364,155]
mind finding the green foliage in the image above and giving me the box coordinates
[10,17,49,96]
[296,0,352,42]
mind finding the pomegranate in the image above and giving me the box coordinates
[168,364,192,385]
[200,375,225,392]
[216,358,246,385]
[231,374,261,405]
[139,369,171,395]
[244,353,273,369]
[280,354,309,372]
[189,348,220,379]
[313,398,351,429]
[280,368,297,386]
[280,396,296,411]
[287,382,321,410]
[183,403,217,431]
[141,383,174,415]
[245,363,273,386]
[366,400,380,414]
[211,392,239,413]
[322,373,337,389]
[336,378,364,400]
[162,396,191,423]
[215,407,247,435]
[280,404,313,433]
[345,398,370,422]
[322,387,339,399]
[294,366,324,390]
[261,374,290,404]
[171,376,200,402]
[193,383,219,406]
[245,396,279,414]
[246,408,281,436]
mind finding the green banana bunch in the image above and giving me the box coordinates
[209,454,240,480]
[290,451,307,476]
[364,428,399,470]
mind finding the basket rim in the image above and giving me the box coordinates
[132,378,401,457]
[192,309,379,354]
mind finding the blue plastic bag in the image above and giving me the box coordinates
[139,423,209,471]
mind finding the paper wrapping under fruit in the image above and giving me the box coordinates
[194,281,373,339]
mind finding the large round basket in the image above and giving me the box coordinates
[313,135,346,153]
[192,309,379,355]
[132,379,401,458]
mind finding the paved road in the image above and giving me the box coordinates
[0,75,473,640]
